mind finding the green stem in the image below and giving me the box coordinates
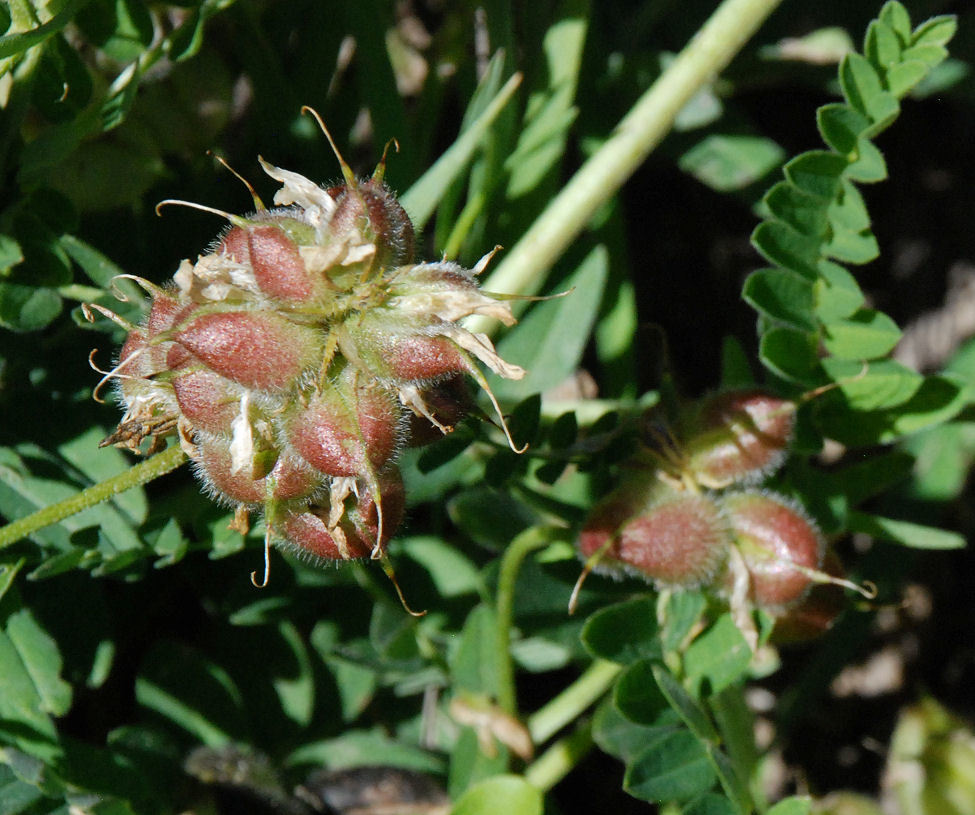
[0,445,188,549]
[495,526,562,715]
[443,189,487,260]
[468,0,784,334]
[524,720,595,792]
[527,659,621,745]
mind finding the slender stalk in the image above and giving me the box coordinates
[0,445,188,549]
[468,0,784,334]
[495,526,562,715]
[527,659,621,745]
[524,720,595,792]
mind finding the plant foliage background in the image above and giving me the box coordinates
[1,0,975,813]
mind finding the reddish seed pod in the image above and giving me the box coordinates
[721,490,824,610]
[579,477,730,587]
[277,509,374,561]
[388,335,468,382]
[286,375,402,477]
[220,224,313,302]
[171,367,244,436]
[577,474,653,572]
[682,389,795,487]
[174,310,323,391]
[346,319,469,385]
[406,376,476,446]
[194,435,321,506]
[327,179,415,270]
[275,469,405,562]
[146,289,182,335]
[616,491,729,587]
[350,467,406,548]
[116,330,149,380]
[771,549,846,643]
[114,329,179,423]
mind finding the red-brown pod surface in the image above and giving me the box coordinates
[142,294,186,371]
[578,476,730,587]
[174,310,323,391]
[683,389,795,487]
[388,335,468,382]
[276,469,405,562]
[277,510,373,561]
[348,468,406,548]
[577,474,653,572]
[146,289,182,335]
[286,376,402,477]
[616,491,730,587]
[116,330,150,380]
[346,319,469,385]
[220,224,314,302]
[771,549,846,643]
[171,367,244,436]
[194,436,321,506]
[721,490,824,610]
[327,178,415,271]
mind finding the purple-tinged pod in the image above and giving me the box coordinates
[326,177,415,272]
[171,366,245,437]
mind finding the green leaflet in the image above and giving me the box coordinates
[748,0,956,430]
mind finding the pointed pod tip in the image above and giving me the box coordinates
[372,138,400,183]
[379,556,426,617]
[301,105,356,187]
[209,150,267,211]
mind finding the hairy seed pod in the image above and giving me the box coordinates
[171,367,245,436]
[173,310,323,391]
[194,435,321,506]
[285,373,402,477]
[721,490,824,610]
[326,178,415,271]
[682,389,795,487]
[274,469,405,562]
[219,223,314,302]
[579,476,730,588]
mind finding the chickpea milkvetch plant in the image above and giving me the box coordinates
[0,0,973,813]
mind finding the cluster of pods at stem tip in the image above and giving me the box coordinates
[89,107,527,594]
[574,388,874,641]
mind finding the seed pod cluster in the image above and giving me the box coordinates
[96,116,525,566]
[577,389,842,626]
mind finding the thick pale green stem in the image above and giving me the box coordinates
[524,721,595,792]
[0,445,188,549]
[495,526,562,715]
[527,659,621,745]
[469,0,784,334]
